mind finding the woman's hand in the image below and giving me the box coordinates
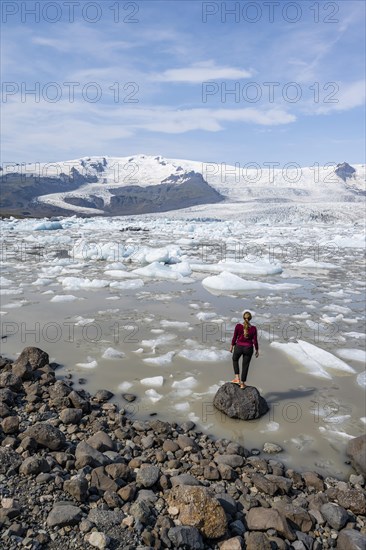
[255,350,259,358]
[230,345,233,353]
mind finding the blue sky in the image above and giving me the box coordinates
[1,0,365,166]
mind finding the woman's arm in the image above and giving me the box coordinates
[230,324,238,349]
[253,326,259,356]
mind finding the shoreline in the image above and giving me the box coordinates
[0,346,365,550]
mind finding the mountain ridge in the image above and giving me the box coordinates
[1,155,365,219]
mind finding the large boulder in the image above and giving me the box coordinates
[12,347,49,371]
[167,485,227,539]
[213,383,268,420]
[346,434,366,475]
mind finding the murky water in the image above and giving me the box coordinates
[0,216,365,479]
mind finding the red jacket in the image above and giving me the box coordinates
[231,324,258,351]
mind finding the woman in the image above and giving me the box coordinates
[230,311,259,389]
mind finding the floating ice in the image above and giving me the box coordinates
[292,259,337,269]
[60,277,110,290]
[260,421,280,433]
[34,221,63,231]
[143,351,175,365]
[336,349,366,362]
[140,376,164,387]
[356,371,366,388]
[102,347,126,359]
[145,388,163,403]
[196,311,216,321]
[118,381,133,391]
[132,261,185,280]
[174,402,190,411]
[177,349,231,361]
[172,376,197,389]
[76,357,98,369]
[50,295,79,302]
[110,279,144,289]
[270,342,332,379]
[141,334,177,351]
[190,259,282,276]
[0,277,13,286]
[202,271,300,292]
[160,320,191,329]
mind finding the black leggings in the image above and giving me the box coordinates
[232,345,254,383]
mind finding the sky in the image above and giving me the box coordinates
[1,0,365,166]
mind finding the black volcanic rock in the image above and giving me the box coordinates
[213,383,269,420]
[335,162,356,182]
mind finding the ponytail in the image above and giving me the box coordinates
[242,311,252,337]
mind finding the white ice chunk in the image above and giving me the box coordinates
[102,347,126,359]
[177,349,231,361]
[292,259,337,269]
[190,260,282,276]
[60,277,110,290]
[172,376,198,389]
[260,421,280,433]
[143,351,175,365]
[132,261,184,280]
[174,402,190,411]
[140,376,164,387]
[110,279,144,289]
[297,340,356,373]
[50,295,78,302]
[202,271,300,292]
[76,357,98,369]
[356,371,366,388]
[145,388,163,403]
[336,349,366,362]
[118,381,133,391]
[160,320,191,328]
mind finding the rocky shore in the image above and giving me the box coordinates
[0,347,365,550]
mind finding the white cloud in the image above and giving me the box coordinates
[153,61,253,83]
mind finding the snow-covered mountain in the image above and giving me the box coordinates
[1,155,365,222]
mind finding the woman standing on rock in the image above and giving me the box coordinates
[230,311,259,389]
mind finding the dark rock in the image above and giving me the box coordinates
[272,501,314,532]
[12,347,49,371]
[87,431,115,452]
[136,464,160,488]
[213,383,268,420]
[130,500,153,525]
[0,372,22,392]
[93,389,114,403]
[171,474,201,487]
[245,531,272,549]
[320,502,349,530]
[90,467,119,493]
[19,456,51,476]
[68,390,91,413]
[214,454,244,468]
[302,471,325,492]
[87,508,124,531]
[168,526,204,549]
[59,408,83,425]
[46,504,82,527]
[177,434,197,451]
[1,415,19,434]
[246,507,296,542]
[75,440,110,468]
[122,393,136,402]
[0,447,22,474]
[22,422,66,450]
[336,528,366,549]
[64,475,89,501]
[0,388,14,405]
[346,434,366,475]
[335,488,366,515]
